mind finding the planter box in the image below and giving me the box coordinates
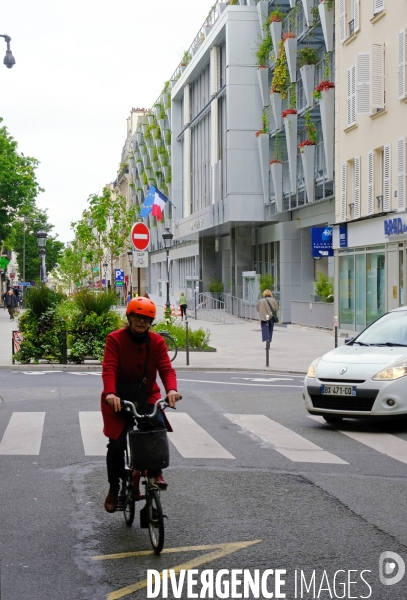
[147,115,154,125]
[319,87,334,180]
[165,108,171,125]
[204,25,212,39]
[289,0,296,6]
[301,0,314,26]
[136,132,142,144]
[270,162,283,212]
[257,2,268,39]
[269,22,282,59]
[284,37,297,83]
[257,133,270,203]
[158,119,165,131]
[319,1,334,52]
[283,113,298,193]
[300,65,315,108]
[163,166,169,179]
[300,144,316,203]
[270,92,282,129]
[257,67,270,108]
[218,2,227,15]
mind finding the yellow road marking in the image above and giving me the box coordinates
[91,540,261,600]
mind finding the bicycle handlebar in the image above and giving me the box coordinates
[120,396,181,420]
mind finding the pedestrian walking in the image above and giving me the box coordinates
[5,289,18,321]
[179,292,187,321]
[256,290,279,344]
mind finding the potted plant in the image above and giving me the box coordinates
[270,133,283,212]
[269,10,284,58]
[180,50,191,72]
[256,109,270,203]
[318,0,334,52]
[299,110,317,203]
[257,2,269,38]
[313,77,334,180]
[282,89,298,194]
[270,41,289,128]
[298,47,318,108]
[283,32,297,83]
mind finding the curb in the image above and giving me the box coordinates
[0,364,306,375]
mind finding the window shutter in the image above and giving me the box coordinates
[356,52,371,116]
[183,84,191,126]
[383,143,391,211]
[353,0,360,33]
[341,162,347,221]
[353,157,361,218]
[347,65,356,126]
[397,137,406,210]
[373,0,385,15]
[367,150,374,215]
[398,29,406,101]
[339,0,346,43]
[370,43,384,110]
[210,46,220,97]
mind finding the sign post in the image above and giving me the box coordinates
[131,223,150,296]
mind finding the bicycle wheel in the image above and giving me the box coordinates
[147,489,164,554]
[123,471,135,526]
[159,332,178,362]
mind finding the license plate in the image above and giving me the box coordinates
[321,385,356,396]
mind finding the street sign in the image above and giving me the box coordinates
[133,251,148,268]
[18,282,31,287]
[114,269,124,283]
[9,273,15,279]
[115,281,124,286]
[131,222,150,251]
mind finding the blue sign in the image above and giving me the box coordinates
[339,223,348,248]
[114,269,124,282]
[384,218,407,236]
[311,227,333,257]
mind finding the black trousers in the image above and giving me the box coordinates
[106,406,166,486]
[180,304,187,318]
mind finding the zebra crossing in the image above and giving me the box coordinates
[2,410,407,469]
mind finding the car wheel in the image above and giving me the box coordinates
[323,415,343,423]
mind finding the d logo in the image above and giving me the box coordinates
[379,552,405,586]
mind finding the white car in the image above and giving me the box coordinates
[303,307,407,422]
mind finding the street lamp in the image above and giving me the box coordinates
[36,229,48,284]
[0,35,15,69]
[162,227,174,310]
[103,261,108,290]
[127,250,133,298]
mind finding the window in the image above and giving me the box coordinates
[373,0,385,16]
[347,65,356,126]
[397,137,406,210]
[340,0,360,43]
[353,156,361,218]
[398,29,406,101]
[355,44,385,116]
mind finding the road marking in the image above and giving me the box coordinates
[21,371,63,375]
[166,413,234,459]
[309,415,407,465]
[79,412,107,456]
[90,540,261,600]
[232,377,294,382]
[0,412,45,455]
[68,372,101,376]
[178,378,302,388]
[225,414,347,464]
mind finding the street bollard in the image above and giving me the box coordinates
[334,315,338,348]
[185,318,190,366]
[266,339,270,367]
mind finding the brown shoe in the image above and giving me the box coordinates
[104,485,119,513]
[149,470,168,490]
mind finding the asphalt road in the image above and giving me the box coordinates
[1,371,407,599]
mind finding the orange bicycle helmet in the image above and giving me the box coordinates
[126,297,156,319]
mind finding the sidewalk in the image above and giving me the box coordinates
[0,301,345,374]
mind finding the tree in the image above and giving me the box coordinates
[6,206,64,282]
[0,118,44,242]
[55,240,88,294]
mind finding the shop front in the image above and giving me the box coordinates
[334,214,407,332]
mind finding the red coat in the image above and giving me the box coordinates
[101,328,178,439]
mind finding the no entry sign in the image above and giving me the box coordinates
[131,222,150,251]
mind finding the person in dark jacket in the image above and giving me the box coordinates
[5,289,18,320]
[101,296,180,513]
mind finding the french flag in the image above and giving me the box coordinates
[139,186,169,220]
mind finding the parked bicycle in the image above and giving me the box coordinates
[117,397,179,554]
[156,331,177,362]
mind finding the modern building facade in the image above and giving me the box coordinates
[124,0,337,322]
[334,0,407,331]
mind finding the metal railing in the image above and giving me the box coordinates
[186,292,226,322]
[223,294,258,320]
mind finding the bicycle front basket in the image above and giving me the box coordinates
[129,429,170,471]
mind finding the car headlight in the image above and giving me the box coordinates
[307,357,321,378]
[372,357,407,381]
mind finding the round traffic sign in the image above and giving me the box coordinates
[131,222,150,251]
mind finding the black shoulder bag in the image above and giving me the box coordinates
[266,298,279,324]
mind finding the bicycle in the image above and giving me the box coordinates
[157,331,178,362]
[118,398,175,554]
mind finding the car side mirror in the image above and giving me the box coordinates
[345,337,355,345]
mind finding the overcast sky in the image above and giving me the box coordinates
[1,0,213,243]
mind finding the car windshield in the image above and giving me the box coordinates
[355,310,407,346]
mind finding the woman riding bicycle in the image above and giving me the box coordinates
[101,296,180,513]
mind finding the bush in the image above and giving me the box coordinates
[25,286,65,317]
[68,311,122,363]
[297,47,319,68]
[72,289,118,315]
[314,271,334,302]
[208,279,224,294]
[153,321,210,349]
[259,273,275,295]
